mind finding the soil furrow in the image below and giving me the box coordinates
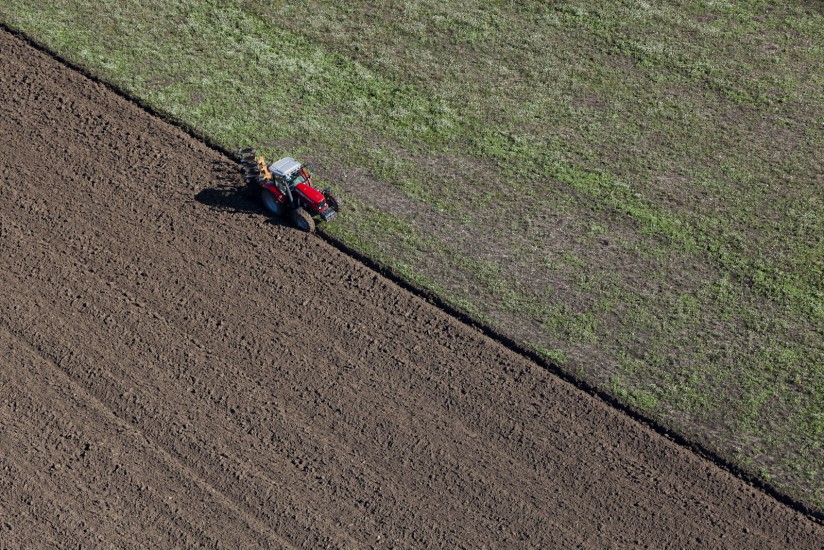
[0,324,292,549]
[1,181,731,546]
[2,197,572,546]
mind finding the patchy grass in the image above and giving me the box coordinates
[2,0,822,511]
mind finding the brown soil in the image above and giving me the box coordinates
[0,30,821,548]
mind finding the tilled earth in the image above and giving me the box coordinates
[0,30,821,548]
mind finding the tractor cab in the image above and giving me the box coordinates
[269,157,308,189]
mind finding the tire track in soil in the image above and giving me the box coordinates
[0,325,288,549]
[0,238,361,546]
[1,28,822,548]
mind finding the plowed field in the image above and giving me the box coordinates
[1,30,821,548]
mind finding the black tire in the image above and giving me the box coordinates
[291,208,316,233]
[261,189,286,217]
[323,188,342,213]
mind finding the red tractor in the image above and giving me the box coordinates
[238,148,340,232]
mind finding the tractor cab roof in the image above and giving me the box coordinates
[269,157,302,178]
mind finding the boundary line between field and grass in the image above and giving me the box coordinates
[5,23,821,525]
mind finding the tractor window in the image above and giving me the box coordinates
[290,172,307,186]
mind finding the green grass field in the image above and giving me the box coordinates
[3,0,821,511]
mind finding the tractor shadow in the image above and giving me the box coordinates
[194,161,287,227]
[195,184,259,215]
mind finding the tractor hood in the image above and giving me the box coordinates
[294,182,325,205]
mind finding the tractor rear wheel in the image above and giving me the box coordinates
[323,188,342,213]
[291,208,316,233]
[261,189,285,217]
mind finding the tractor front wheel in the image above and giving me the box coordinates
[291,208,316,233]
[323,188,342,213]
